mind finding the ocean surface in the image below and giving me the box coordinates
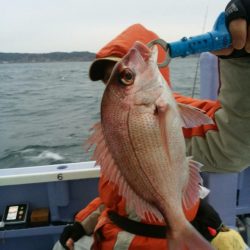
[0,58,200,169]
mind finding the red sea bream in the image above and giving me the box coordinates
[88,41,214,250]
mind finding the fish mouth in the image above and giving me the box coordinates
[132,41,151,62]
[116,41,161,97]
[121,41,162,95]
[122,41,151,68]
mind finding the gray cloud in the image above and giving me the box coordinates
[0,0,228,53]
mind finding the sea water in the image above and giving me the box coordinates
[0,58,200,169]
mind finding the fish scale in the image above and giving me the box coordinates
[102,97,154,201]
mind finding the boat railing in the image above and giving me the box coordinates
[0,162,100,250]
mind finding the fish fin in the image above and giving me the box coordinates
[118,174,164,223]
[85,122,103,152]
[182,157,203,210]
[178,103,214,128]
[86,122,164,223]
[168,222,214,250]
[85,122,112,168]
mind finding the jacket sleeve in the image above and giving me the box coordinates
[185,57,250,173]
[74,197,105,235]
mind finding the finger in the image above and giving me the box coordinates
[66,238,74,250]
[212,46,234,56]
[229,18,247,50]
[246,25,250,53]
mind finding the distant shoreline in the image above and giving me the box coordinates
[0,51,96,64]
[0,51,200,64]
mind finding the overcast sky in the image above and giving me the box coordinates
[1,0,229,53]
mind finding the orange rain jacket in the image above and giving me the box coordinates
[75,24,250,249]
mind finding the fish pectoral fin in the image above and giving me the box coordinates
[182,158,203,210]
[178,103,214,128]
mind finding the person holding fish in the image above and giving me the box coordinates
[54,0,250,249]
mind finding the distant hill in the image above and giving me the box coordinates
[0,51,96,63]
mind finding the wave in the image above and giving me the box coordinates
[0,143,83,169]
[27,150,64,162]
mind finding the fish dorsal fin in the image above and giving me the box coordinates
[86,122,164,223]
[182,157,203,210]
[178,103,214,128]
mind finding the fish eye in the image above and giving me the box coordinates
[119,68,135,85]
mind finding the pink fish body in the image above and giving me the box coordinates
[88,41,214,250]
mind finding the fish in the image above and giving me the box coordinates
[87,41,215,250]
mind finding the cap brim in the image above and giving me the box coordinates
[89,56,121,81]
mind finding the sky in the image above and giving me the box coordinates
[1,0,229,53]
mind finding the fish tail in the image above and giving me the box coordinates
[168,222,214,250]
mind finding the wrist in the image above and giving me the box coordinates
[71,221,86,241]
